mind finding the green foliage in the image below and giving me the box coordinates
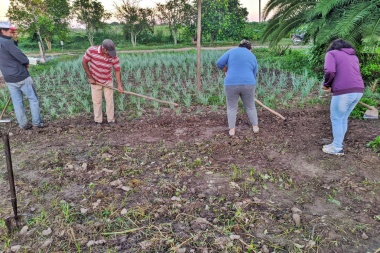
[367,136,380,156]
[350,97,379,119]
[115,1,155,47]
[269,44,290,56]
[242,22,267,41]
[262,0,380,72]
[72,0,110,45]
[156,0,194,45]
[261,0,316,45]
[200,0,248,43]
[258,48,315,76]
[7,0,70,51]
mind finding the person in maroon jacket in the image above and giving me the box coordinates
[322,39,364,156]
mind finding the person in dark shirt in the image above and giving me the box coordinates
[0,21,43,129]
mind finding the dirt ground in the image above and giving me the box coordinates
[0,104,379,252]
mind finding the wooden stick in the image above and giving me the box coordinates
[255,98,286,120]
[95,83,179,107]
[0,97,11,120]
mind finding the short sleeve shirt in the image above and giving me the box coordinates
[83,46,120,84]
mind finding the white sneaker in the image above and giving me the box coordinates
[229,128,235,136]
[252,126,259,133]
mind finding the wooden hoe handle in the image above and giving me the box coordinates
[96,83,179,107]
[0,97,12,120]
[255,98,286,120]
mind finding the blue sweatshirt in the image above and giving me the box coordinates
[216,47,258,86]
[0,34,30,83]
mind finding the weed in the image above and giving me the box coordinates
[327,190,341,206]
[231,164,242,181]
[367,136,380,156]
[61,202,72,223]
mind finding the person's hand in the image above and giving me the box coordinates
[13,31,18,40]
[117,86,124,93]
[88,78,95,84]
[322,86,331,93]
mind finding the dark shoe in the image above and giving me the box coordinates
[20,124,32,130]
[95,122,102,127]
[33,123,46,129]
[108,121,116,126]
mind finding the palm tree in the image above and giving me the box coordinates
[261,0,316,45]
[308,0,380,50]
[261,0,380,62]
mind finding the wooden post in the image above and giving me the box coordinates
[196,0,202,92]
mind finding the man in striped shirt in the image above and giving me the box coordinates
[82,39,124,125]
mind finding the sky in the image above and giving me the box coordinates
[0,0,269,22]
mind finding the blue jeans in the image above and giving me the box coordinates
[330,93,362,149]
[6,76,42,128]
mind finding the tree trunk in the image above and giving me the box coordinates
[87,26,94,46]
[36,30,46,61]
[173,30,177,45]
[131,33,135,47]
[44,38,52,51]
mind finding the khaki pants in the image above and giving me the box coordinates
[91,81,115,123]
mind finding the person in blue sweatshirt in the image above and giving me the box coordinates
[0,21,43,130]
[216,39,259,136]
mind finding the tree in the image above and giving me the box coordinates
[156,0,193,45]
[261,0,380,65]
[261,0,315,45]
[307,0,380,50]
[199,0,248,44]
[115,0,155,47]
[7,0,70,53]
[72,0,110,46]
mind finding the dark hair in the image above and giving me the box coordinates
[238,39,252,50]
[327,39,354,52]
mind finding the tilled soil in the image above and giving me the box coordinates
[0,105,379,252]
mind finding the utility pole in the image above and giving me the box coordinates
[259,0,261,22]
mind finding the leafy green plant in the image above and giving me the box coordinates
[367,136,380,156]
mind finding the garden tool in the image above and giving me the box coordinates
[0,97,11,120]
[0,120,28,233]
[95,83,179,107]
[255,99,286,120]
[358,101,378,119]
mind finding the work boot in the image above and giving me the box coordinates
[20,124,32,130]
[33,123,46,129]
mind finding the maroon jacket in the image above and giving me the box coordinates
[323,48,364,96]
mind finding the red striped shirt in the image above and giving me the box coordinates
[83,46,121,84]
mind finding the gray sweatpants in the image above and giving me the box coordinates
[225,85,258,129]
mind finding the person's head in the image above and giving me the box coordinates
[0,21,14,37]
[238,39,252,50]
[101,39,117,58]
[327,39,354,52]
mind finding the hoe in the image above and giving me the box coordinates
[1,101,29,233]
